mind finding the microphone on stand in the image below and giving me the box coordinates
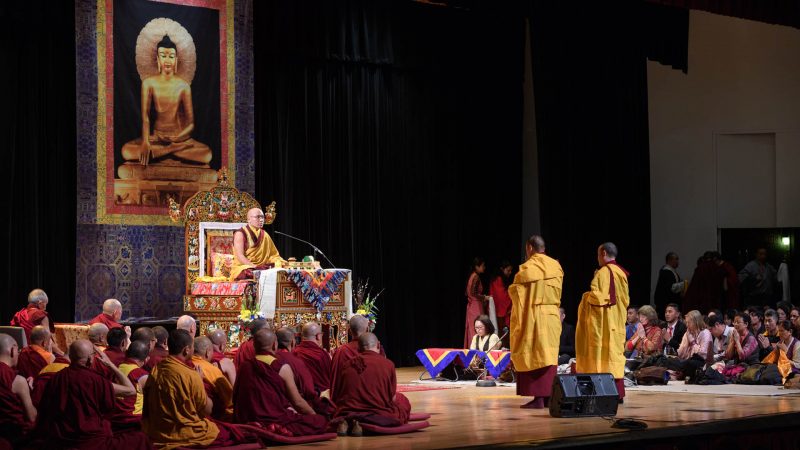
[273,230,336,269]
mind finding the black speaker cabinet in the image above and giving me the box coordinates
[549,373,619,418]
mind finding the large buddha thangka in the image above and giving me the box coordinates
[115,17,217,207]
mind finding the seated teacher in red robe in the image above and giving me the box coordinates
[229,207,286,280]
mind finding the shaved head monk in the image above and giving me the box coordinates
[229,207,285,280]
[89,299,130,337]
[0,334,36,447]
[35,339,150,449]
[131,327,156,352]
[144,326,169,372]
[276,327,335,416]
[331,315,385,399]
[234,329,329,436]
[192,336,234,421]
[104,327,129,366]
[292,322,332,394]
[88,323,109,348]
[176,315,197,336]
[234,319,270,368]
[17,325,56,379]
[207,329,236,385]
[11,288,55,343]
[110,340,150,431]
[142,329,267,449]
[333,332,410,435]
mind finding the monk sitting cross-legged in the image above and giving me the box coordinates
[207,329,236,386]
[109,340,150,431]
[234,319,270,368]
[34,339,152,450]
[276,327,335,417]
[292,322,333,394]
[144,326,169,372]
[142,329,268,449]
[104,327,129,367]
[331,315,386,400]
[333,333,411,436]
[17,325,56,379]
[0,334,37,448]
[233,329,329,436]
[192,336,234,421]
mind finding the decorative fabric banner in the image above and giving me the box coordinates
[415,348,459,378]
[285,269,349,311]
[454,349,481,367]
[483,350,512,378]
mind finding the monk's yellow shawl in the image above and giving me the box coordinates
[229,225,283,280]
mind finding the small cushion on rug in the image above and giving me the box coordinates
[360,421,430,435]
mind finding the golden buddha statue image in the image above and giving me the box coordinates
[115,18,218,206]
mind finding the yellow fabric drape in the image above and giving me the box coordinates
[509,253,563,372]
[119,362,145,415]
[575,264,629,378]
[229,225,283,280]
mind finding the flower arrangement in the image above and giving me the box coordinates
[353,279,383,332]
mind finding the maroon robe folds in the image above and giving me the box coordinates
[333,351,410,426]
[211,350,225,364]
[104,347,127,367]
[144,345,168,372]
[88,313,123,330]
[110,359,149,431]
[0,361,33,442]
[331,340,386,400]
[35,363,151,449]
[234,339,255,368]
[233,352,328,436]
[16,345,50,379]
[10,305,53,342]
[292,340,332,393]
[277,349,335,416]
[31,358,70,407]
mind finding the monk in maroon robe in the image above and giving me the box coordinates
[104,327,129,367]
[0,335,37,448]
[234,319,270,369]
[276,327,335,416]
[292,322,332,393]
[17,325,56,379]
[35,339,151,449]
[31,357,70,407]
[333,333,410,434]
[208,329,236,386]
[144,326,169,372]
[10,289,54,343]
[331,315,386,400]
[234,329,328,436]
[109,341,150,431]
[88,298,126,330]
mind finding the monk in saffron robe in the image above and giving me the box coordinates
[292,322,332,393]
[110,341,150,431]
[234,319,270,368]
[104,327,129,366]
[144,326,169,372]
[17,325,56,379]
[333,333,410,435]
[277,327,335,416]
[0,335,37,448]
[331,315,387,400]
[576,242,630,400]
[229,207,285,280]
[142,329,267,449]
[510,235,563,409]
[35,339,151,450]
[208,329,236,385]
[10,289,54,342]
[192,337,234,421]
[234,329,328,436]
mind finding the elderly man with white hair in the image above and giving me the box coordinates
[89,299,131,338]
[176,315,198,337]
[11,288,54,343]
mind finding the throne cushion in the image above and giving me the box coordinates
[211,252,236,278]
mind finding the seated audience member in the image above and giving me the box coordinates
[558,307,575,365]
[143,329,266,449]
[17,325,56,379]
[192,336,234,421]
[708,315,733,362]
[333,333,411,435]
[89,299,129,335]
[130,327,156,352]
[776,302,793,323]
[144,326,169,372]
[31,357,70,408]
[469,315,501,352]
[663,303,687,352]
[776,320,800,372]
[176,315,197,336]
[747,306,766,336]
[0,334,37,447]
[207,329,236,386]
[725,313,759,365]
[233,329,328,436]
[36,339,150,449]
[11,289,55,343]
[292,322,333,394]
[791,307,800,338]
[111,341,150,431]
[625,305,638,341]
[707,309,722,321]
[676,310,712,374]
[625,305,663,358]
[724,308,738,327]
[331,315,388,399]
[757,309,780,359]
[88,323,109,349]
[276,327,334,416]
[105,327,129,366]
[234,319,270,368]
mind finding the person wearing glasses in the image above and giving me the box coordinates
[230,207,285,281]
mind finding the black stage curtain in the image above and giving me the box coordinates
[254,0,524,365]
[529,1,653,321]
[0,2,77,324]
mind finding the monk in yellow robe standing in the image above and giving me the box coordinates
[575,242,630,401]
[509,235,563,409]
[229,207,285,280]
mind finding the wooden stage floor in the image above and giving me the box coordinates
[280,367,800,450]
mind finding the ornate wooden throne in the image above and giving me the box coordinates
[171,168,351,349]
